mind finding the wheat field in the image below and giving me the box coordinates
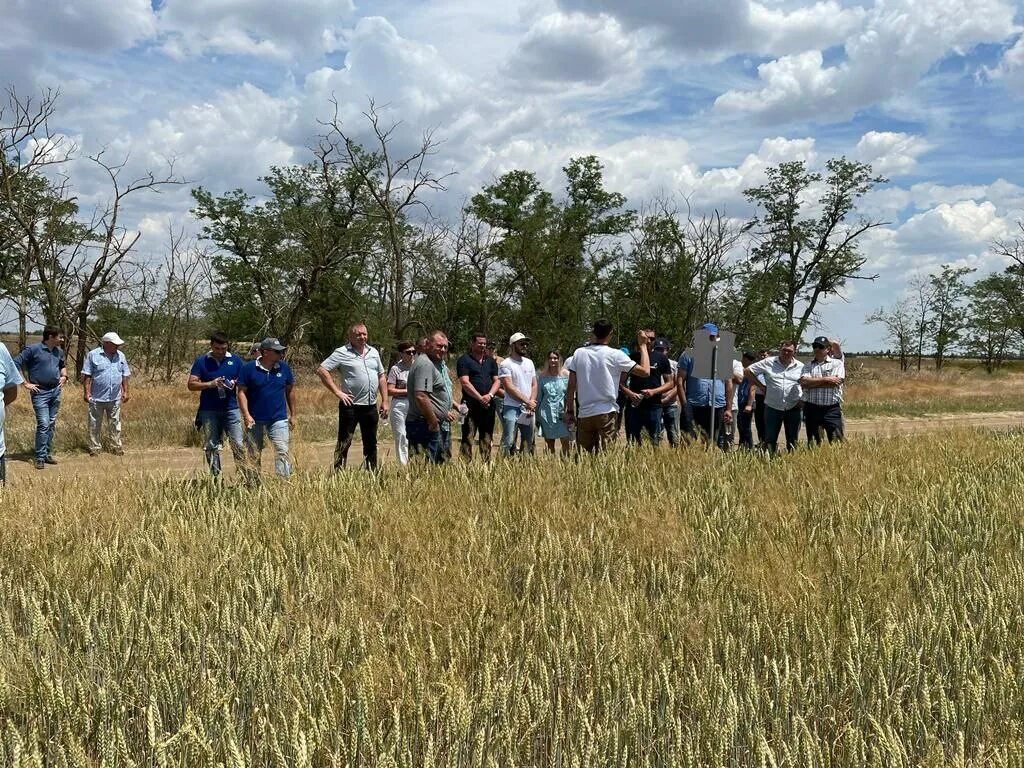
[2,430,1024,766]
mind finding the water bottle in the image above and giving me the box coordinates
[217,377,227,399]
[456,402,469,424]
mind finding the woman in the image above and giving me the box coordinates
[536,350,571,455]
[387,341,416,465]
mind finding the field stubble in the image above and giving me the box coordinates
[3,431,1024,765]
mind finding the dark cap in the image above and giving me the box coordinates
[812,336,830,348]
[259,337,287,352]
[653,337,670,350]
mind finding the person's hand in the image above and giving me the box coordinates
[337,391,353,406]
[211,376,225,390]
[446,409,457,423]
[480,393,492,406]
[288,416,296,429]
[526,399,537,412]
[641,388,656,399]
[244,414,255,429]
[636,330,653,347]
[723,409,733,424]
[428,420,440,433]
[564,409,575,427]
[23,382,39,393]
[83,393,91,404]
[743,404,753,413]
[58,375,67,388]
[379,404,389,418]
[627,391,643,406]
[122,392,131,404]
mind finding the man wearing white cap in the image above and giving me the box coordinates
[498,332,537,456]
[82,331,132,456]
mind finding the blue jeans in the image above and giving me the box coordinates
[199,408,245,476]
[30,387,61,461]
[407,420,450,464]
[625,403,662,445]
[500,405,535,456]
[245,420,291,477]
[658,403,680,447]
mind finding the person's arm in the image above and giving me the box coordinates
[82,374,91,403]
[501,374,533,408]
[120,355,131,403]
[3,385,16,406]
[377,371,389,415]
[744,361,765,387]
[58,356,68,389]
[620,372,642,405]
[316,365,353,405]
[285,384,296,427]
[631,331,651,377]
[187,374,224,392]
[486,371,500,398]
[458,375,485,403]
[15,349,39,393]
[414,391,440,432]
[386,368,406,399]
[121,376,130,403]
[723,378,734,423]
[236,386,254,428]
[564,370,577,426]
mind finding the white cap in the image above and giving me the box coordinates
[101,331,125,346]
[509,332,530,345]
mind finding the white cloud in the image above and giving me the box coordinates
[986,36,1024,92]
[715,0,1019,122]
[157,0,354,60]
[854,131,929,176]
[895,200,1013,256]
[3,0,156,52]
[505,12,641,86]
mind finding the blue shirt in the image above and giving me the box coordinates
[190,351,241,411]
[14,342,66,388]
[236,359,294,423]
[0,344,24,392]
[679,352,725,408]
[82,348,131,403]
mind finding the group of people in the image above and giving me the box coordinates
[0,318,846,482]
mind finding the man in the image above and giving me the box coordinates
[499,332,538,456]
[82,331,131,456]
[236,338,296,478]
[14,325,67,469]
[745,340,803,454]
[736,351,757,449]
[565,320,651,454]
[407,330,457,464]
[677,323,733,449]
[0,343,23,485]
[187,330,244,476]
[317,323,389,471]
[655,339,681,447]
[800,335,846,445]
[621,336,673,445]
[456,332,500,460]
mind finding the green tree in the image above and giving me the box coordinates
[744,158,887,340]
[927,264,974,371]
[963,270,1021,373]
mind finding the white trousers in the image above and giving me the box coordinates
[389,398,409,466]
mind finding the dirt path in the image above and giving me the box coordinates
[8,410,1024,482]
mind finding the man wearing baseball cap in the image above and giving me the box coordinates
[799,335,846,444]
[81,331,132,456]
[498,332,537,456]
[235,337,296,479]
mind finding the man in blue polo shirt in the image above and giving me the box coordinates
[236,337,296,479]
[14,325,68,469]
[187,330,244,476]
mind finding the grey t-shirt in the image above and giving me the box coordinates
[407,354,452,421]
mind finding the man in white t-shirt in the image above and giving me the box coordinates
[498,332,538,456]
[565,320,652,454]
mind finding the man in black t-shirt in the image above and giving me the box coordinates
[456,332,500,460]
[620,342,674,445]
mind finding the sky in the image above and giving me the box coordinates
[4,0,1024,351]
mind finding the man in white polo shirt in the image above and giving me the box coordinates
[317,322,389,471]
[745,340,803,454]
[498,332,538,456]
[565,320,651,454]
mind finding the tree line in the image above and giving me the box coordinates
[5,86,969,376]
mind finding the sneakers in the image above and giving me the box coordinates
[113,448,124,456]
[34,460,44,470]
[88,449,98,457]
[44,456,57,465]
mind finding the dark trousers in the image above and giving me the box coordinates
[804,402,844,445]
[764,404,802,454]
[690,405,727,450]
[625,402,662,445]
[408,420,450,464]
[754,395,766,446]
[461,398,496,460]
[335,403,379,470]
[737,407,754,449]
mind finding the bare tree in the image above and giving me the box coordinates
[993,221,1024,268]
[322,98,454,342]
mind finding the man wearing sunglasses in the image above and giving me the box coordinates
[498,332,538,457]
[800,335,846,444]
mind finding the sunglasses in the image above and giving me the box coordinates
[401,348,415,354]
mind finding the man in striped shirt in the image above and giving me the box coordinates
[799,335,845,445]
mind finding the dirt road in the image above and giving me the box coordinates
[7,410,1023,482]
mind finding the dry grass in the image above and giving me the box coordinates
[2,432,1024,764]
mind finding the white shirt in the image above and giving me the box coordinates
[730,359,743,410]
[566,345,636,418]
[747,356,804,410]
[498,356,536,407]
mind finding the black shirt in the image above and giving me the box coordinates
[627,350,671,394]
[456,353,499,397]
